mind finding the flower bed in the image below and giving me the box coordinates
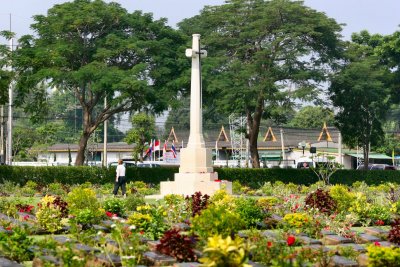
[0,180,399,266]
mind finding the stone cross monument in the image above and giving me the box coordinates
[159,34,232,196]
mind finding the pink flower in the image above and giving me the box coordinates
[287,235,296,246]
[374,241,381,246]
[23,215,30,221]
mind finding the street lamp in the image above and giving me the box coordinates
[300,141,306,155]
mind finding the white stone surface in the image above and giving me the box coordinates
[155,34,232,198]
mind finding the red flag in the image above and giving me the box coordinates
[163,140,167,154]
[154,140,160,151]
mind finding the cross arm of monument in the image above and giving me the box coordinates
[185,48,207,58]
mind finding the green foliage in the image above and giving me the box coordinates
[127,204,167,240]
[103,197,126,217]
[47,182,66,196]
[329,41,390,168]
[124,113,156,162]
[200,235,252,267]
[66,186,102,225]
[10,0,185,165]
[288,106,335,129]
[191,205,245,241]
[0,226,34,262]
[36,195,65,233]
[123,194,146,213]
[234,197,265,228]
[73,208,100,227]
[180,0,343,167]
[329,184,356,212]
[3,166,400,188]
[367,244,400,267]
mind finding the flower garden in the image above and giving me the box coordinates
[0,179,400,266]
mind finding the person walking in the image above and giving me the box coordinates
[113,159,126,197]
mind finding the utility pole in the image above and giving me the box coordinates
[338,132,342,165]
[280,128,285,167]
[6,37,13,165]
[103,97,108,167]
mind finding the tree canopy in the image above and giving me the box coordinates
[6,0,186,165]
[329,38,390,168]
[288,106,335,129]
[179,0,343,167]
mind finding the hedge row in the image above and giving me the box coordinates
[0,166,400,187]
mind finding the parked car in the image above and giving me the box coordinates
[108,161,136,168]
[136,162,160,168]
[356,164,397,170]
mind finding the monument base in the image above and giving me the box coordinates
[146,172,232,199]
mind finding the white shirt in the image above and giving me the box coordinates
[116,164,126,177]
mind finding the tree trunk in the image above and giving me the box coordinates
[248,125,260,168]
[75,131,91,166]
[363,142,369,170]
[75,105,95,166]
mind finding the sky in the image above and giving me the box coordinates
[0,0,399,45]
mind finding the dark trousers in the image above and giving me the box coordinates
[113,176,126,195]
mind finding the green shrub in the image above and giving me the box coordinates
[234,197,265,228]
[124,194,146,213]
[367,244,400,267]
[103,198,126,217]
[329,185,356,212]
[191,205,245,242]
[2,166,400,188]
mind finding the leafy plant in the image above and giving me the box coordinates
[234,197,265,228]
[47,182,66,196]
[36,195,66,233]
[200,235,251,267]
[156,228,197,262]
[329,184,356,212]
[186,191,209,217]
[104,198,126,217]
[66,186,103,224]
[388,219,400,245]
[305,188,337,214]
[0,226,34,262]
[127,204,167,240]
[191,205,244,242]
[123,193,146,213]
[367,243,400,267]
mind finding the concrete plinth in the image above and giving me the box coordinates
[179,147,213,173]
[160,172,232,197]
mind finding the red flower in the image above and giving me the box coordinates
[23,215,30,221]
[5,226,11,231]
[287,235,296,246]
[105,211,113,218]
[19,209,24,212]
[139,230,144,235]
[267,241,273,248]
[375,220,384,226]
[215,180,221,182]
[374,241,381,246]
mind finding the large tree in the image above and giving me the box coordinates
[329,41,390,169]
[179,0,343,167]
[124,113,156,162]
[288,106,335,129]
[7,0,185,165]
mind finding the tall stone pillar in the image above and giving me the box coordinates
[158,34,232,197]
